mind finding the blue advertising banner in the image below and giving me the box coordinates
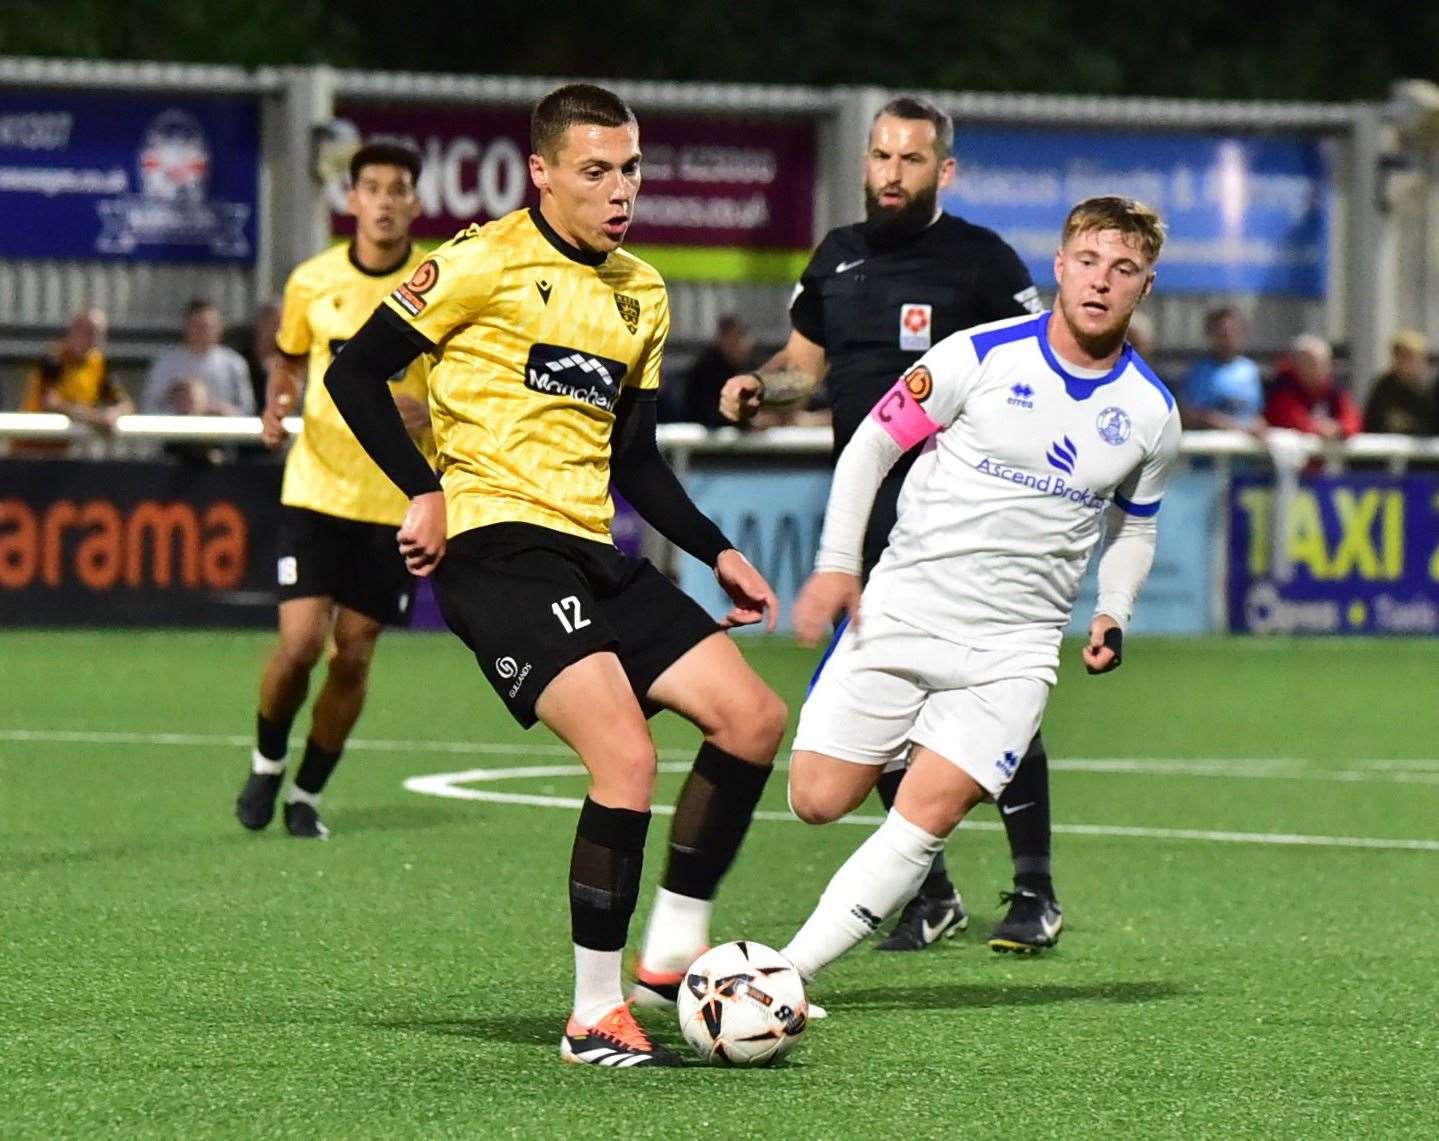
[944,129,1330,297]
[677,467,832,635]
[0,93,258,262]
[679,466,1219,637]
[1229,474,1439,635]
[1066,469,1219,636]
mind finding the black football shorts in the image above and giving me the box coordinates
[275,505,417,626]
[433,522,720,726]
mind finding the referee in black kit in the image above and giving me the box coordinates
[722,96,1062,954]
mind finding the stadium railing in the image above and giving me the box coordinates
[6,413,1438,469]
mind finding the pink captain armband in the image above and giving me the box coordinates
[869,369,941,449]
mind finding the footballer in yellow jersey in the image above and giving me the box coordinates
[236,143,434,842]
[327,86,789,1067]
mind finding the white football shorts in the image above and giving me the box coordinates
[791,611,1055,798]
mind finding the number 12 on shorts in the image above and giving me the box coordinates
[551,595,591,634]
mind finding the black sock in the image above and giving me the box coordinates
[293,738,343,796]
[570,797,650,951]
[663,742,771,901]
[999,731,1054,898]
[256,711,292,762]
[875,766,904,810]
[876,765,954,900]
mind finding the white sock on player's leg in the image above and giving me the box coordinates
[639,888,713,973]
[286,785,320,808]
[782,808,945,979]
[572,946,626,1026]
[251,749,285,776]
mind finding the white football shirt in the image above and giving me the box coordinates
[860,310,1181,657]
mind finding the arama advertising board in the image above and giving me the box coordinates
[0,461,281,626]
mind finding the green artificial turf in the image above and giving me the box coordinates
[2,630,1437,1138]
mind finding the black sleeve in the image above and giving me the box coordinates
[324,306,440,498]
[610,388,732,567]
[788,242,829,346]
[975,235,1039,321]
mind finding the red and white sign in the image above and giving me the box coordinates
[899,302,932,351]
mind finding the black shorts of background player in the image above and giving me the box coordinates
[721,96,1062,954]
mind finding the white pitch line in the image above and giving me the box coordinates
[3,729,1439,784]
[402,764,1439,854]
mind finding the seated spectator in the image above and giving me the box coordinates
[14,307,132,456]
[678,314,759,428]
[141,299,255,417]
[1182,306,1264,434]
[239,301,283,414]
[1264,333,1361,440]
[1363,330,1436,436]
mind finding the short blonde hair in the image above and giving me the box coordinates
[1392,329,1429,356]
[1061,196,1166,264]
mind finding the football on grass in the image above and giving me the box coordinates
[677,941,808,1065]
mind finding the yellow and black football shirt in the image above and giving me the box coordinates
[277,242,434,526]
[381,206,669,543]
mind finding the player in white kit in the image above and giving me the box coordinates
[779,197,1180,982]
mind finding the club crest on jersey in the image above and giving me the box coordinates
[1097,406,1132,445]
[899,303,932,351]
[1008,382,1035,410]
[392,259,438,316]
[524,343,628,412]
[902,365,933,403]
[614,292,640,334]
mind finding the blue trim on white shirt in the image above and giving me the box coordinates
[971,313,1047,362]
[1128,350,1176,410]
[1034,316,1132,400]
[1114,491,1162,517]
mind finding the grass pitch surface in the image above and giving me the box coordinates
[3,630,1437,1137]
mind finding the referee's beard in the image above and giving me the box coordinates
[863,182,939,246]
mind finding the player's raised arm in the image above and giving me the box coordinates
[719,328,827,424]
[1085,405,1182,674]
[792,339,975,646]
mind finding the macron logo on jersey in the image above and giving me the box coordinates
[524,343,628,412]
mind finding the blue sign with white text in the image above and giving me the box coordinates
[944,129,1330,297]
[0,93,258,262]
[1228,474,1439,635]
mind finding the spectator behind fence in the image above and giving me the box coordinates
[1182,306,1265,435]
[1264,333,1361,441]
[677,314,759,428]
[240,301,283,415]
[20,307,132,426]
[14,307,132,456]
[141,299,255,417]
[1363,330,1437,436]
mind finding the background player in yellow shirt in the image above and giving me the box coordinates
[326,86,789,1067]
[235,143,433,840]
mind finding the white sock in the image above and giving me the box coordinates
[782,808,946,979]
[251,749,285,776]
[286,785,320,808]
[572,946,625,1026]
[639,888,713,973]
